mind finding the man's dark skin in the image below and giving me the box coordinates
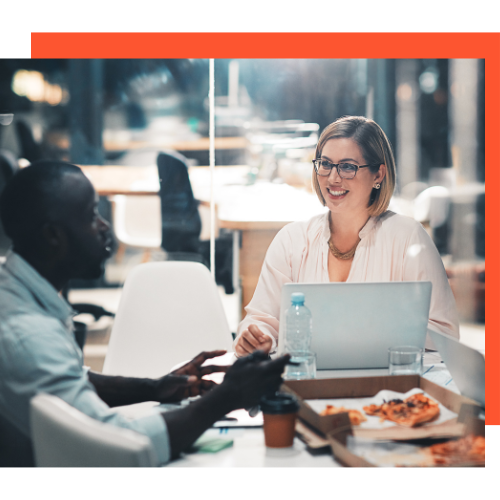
[4,162,290,459]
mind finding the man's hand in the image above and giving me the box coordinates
[234,325,273,357]
[154,350,230,403]
[217,350,290,410]
[160,350,291,458]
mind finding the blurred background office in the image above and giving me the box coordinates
[0,58,485,368]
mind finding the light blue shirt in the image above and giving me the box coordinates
[0,250,170,465]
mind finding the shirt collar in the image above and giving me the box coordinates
[3,249,74,325]
[321,211,381,241]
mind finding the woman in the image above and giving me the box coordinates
[233,116,459,357]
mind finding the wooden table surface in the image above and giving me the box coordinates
[48,132,247,152]
[80,164,325,228]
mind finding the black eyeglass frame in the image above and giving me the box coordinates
[312,159,381,179]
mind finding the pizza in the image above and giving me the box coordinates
[319,405,367,426]
[363,393,440,427]
[426,435,485,466]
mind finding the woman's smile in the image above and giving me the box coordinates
[326,187,349,199]
[318,138,380,215]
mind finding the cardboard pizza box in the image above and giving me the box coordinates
[283,375,480,441]
[326,409,485,468]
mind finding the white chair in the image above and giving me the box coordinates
[413,186,451,229]
[102,261,233,378]
[110,195,213,263]
[110,195,163,263]
[30,394,158,467]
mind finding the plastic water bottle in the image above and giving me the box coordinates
[285,292,312,352]
[284,293,314,379]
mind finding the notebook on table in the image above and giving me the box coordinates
[278,281,432,370]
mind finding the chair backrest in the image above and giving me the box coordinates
[157,151,201,253]
[103,261,232,378]
[0,148,19,180]
[15,120,42,163]
[30,394,158,467]
[0,149,19,254]
[111,194,162,249]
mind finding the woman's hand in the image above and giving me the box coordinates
[234,324,273,357]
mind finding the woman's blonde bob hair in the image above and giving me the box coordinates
[312,116,396,217]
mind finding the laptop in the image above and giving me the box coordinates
[278,281,432,370]
[428,329,485,408]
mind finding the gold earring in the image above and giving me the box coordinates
[374,183,381,189]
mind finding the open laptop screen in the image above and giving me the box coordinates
[278,281,432,370]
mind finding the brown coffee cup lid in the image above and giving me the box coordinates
[260,393,299,414]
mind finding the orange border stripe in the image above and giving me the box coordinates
[31,32,498,59]
[31,32,500,425]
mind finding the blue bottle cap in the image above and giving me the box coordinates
[291,292,305,305]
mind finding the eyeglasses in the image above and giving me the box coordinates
[312,159,380,180]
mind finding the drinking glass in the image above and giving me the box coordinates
[388,346,423,375]
[284,351,316,380]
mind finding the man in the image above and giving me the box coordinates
[0,161,290,467]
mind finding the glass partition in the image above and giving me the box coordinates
[0,58,485,336]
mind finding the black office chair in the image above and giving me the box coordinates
[157,151,234,294]
[0,149,18,184]
[0,149,19,255]
[15,120,43,163]
[157,150,204,257]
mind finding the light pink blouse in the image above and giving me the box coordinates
[234,211,459,352]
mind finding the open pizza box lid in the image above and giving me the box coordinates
[325,407,485,467]
[283,375,480,446]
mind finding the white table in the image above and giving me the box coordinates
[168,428,339,467]
[115,351,458,467]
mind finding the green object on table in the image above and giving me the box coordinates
[190,436,234,453]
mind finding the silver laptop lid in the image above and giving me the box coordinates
[278,281,432,370]
[428,329,485,407]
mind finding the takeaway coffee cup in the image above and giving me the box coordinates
[260,393,300,448]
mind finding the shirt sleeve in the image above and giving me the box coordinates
[402,223,460,348]
[0,315,170,465]
[233,226,295,353]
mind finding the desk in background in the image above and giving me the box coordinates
[188,168,327,319]
[48,132,247,153]
[80,165,327,319]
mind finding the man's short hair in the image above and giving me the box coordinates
[0,161,83,248]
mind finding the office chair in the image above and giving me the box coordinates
[30,393,158,467]
[0,149,18,177]
[110,194,162,263]
[157,151,234,293]
[157,151,204,256]
[102,261,233,378]
[0,149,19,255]
[15,120,43,163]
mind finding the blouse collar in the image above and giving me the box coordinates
[321,210,389,241]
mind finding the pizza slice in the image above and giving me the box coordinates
[363,393,440,427]
[320,405,367,426]
[426,435,485,465]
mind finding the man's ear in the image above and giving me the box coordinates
[40,223,68,257]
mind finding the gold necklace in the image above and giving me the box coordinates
[327,212,361,260]
[328,238,360,260]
